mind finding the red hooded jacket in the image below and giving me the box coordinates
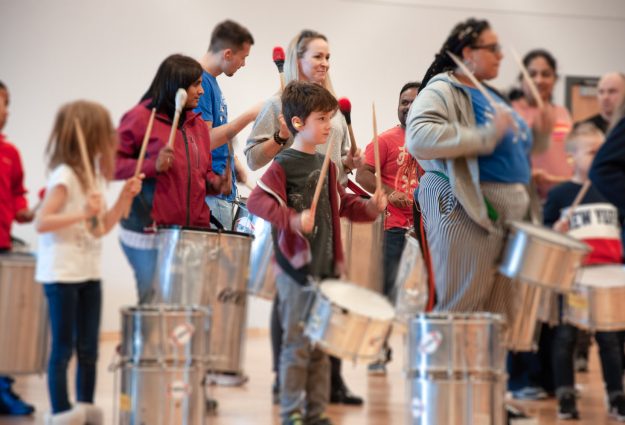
[0,135,28,249]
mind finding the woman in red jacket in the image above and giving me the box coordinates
[115,54,227,303]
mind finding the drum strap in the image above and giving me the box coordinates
[271,228,311,286]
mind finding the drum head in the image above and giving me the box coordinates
[577,265,625,288]
[508,221,589,251]
[319,280,395,321]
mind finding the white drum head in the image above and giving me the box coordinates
[577,265,625,288]
[509,221,589,251]
[320,280,395,321]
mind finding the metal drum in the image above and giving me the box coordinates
[406,313,505,375]
[505,281,544,352]
[564,265,625,330]
[152,226,252,375]
[120,306,209,365]
[394,231,428,324]
[340,214,384,293]
[244,208,276,300]
[499,221,590,292]
[303,280,395,362]
[406,372,506,425]
[0,253,49,375]
[118,362,205,425]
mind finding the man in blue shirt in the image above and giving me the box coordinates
[196,20,261,229]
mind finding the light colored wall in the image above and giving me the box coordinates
[2,0,624,332]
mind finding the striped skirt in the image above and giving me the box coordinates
[417,172,530,323]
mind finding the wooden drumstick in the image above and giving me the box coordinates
[372,102,382,192]
[338,98,358,156]
[74,118,105,235]
[509,46,544,109]
[565,180,591,222]
[166,88,188,149]
[122,107,156,219]
[310,138,335,218]
[447,51,497,108]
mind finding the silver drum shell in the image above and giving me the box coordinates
[340,214,384,293]
[246,214,276,300]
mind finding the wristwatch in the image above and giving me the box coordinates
[273,130,288,146]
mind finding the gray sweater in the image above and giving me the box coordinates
[244,94,350,185]
[406,72,549,231]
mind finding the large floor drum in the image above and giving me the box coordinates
[0,253,49,374]
[406,372,506,425]
[118,362,205,425]
[152,226,252,374]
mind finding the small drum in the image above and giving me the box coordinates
[120,305,209,365]
[303,280,394,361]
[151,226,252,375]
[564,265,625,330]
[406,313,506,375]
[340,214,384,293]
[117,361,205,425]
[0,253,49,375]
[245,209,276,300]
[499,221,590,292]
[394,231,428,323]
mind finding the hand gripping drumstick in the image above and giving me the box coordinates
[509,46,544,109]
[372,102,382,192]
[273,46,286,91]
[338,97,358,156]
[310,138,335,219]
[123,107,156,218]
[166,88,188,149]
[74,118,105,236]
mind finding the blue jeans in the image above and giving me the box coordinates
[206,197,233,231]
[383,227,408,301]
[552,324,623,396]
[44,281,101,413]
[119,241,158,304]
[276,273,329,420]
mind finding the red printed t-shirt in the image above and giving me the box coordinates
[364,126,418,230]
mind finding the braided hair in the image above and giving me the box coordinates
[420,18,490,89]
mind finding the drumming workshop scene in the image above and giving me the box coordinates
[2,1,625,425]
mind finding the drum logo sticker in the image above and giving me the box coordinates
[170,323,195,346]
[418,331,443,354]
[411,397,425,418]
[168,381,191,401]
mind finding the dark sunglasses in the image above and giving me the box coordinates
[471,43,502,54]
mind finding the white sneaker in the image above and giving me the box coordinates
[77,402,103,425]
[44,405,86,425]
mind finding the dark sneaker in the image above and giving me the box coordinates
[609,393,625,422]
[330,386,363,405]
[306,414,333,425]
[282,412,304,425]
[511,386,548,401]
[0,377,35,416]
[558,393,580,420]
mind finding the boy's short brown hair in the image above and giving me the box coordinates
[281,81,338,135]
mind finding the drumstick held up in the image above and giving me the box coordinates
[565,180,591,222]
[166,88,187,149]
[447,51,497,108]
[510,46,544,109]
[372,102,382,192]
[338,97,358,156]
[310,138,335,218]
[273,46,286,91]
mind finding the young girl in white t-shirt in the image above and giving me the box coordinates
[35,100,142,425]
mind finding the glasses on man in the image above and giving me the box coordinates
[471,43,502,54]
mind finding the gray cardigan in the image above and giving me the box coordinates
[244,94,350,185]
[405,72,549,231]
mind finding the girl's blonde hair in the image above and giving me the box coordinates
[45,100,117,191]
[283,29,335,95]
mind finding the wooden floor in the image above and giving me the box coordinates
[3,331,623,424]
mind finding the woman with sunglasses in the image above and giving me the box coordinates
[406,18,552,325]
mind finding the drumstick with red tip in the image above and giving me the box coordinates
[338,97,358,156]
[372,102,382,192]
[166,88,187,149]
[273,46,286,91]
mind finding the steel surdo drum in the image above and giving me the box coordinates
[303,280,394,361]
[0,252,49,375]
[340,214,384,293]
[499,221,590,292]
[152,226,252,375]
[564,265,625,331]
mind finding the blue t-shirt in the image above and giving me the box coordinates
[469,87,532,184]
[194,70,236,201]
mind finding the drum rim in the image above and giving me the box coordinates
[319,280,395,320]
[507,220,590,251]
[157,225,253,239]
